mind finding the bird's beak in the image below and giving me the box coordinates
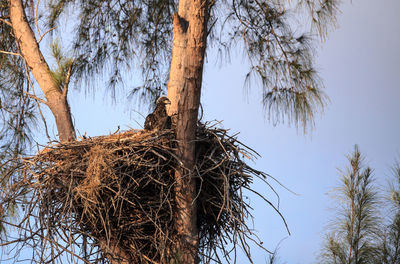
[165,99,171,115]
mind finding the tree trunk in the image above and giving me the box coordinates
[167,0,209,263]
[8,0,75,142]
[8,3,130,262]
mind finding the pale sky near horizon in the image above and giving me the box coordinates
[16,0,400,263]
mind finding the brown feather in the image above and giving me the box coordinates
[144,97,171,131]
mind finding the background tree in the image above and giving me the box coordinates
[1,0,344,263]
[378,165,400,263]
[319,145,381,264]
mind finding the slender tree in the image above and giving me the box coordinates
[1,0,344,263]
[319,145,381,264]
[379,165,400,263]
[7,0,75,142]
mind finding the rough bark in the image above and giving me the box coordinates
[167,0,209,263]
[8,0,75,142]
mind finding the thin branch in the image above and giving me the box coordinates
[35,0,41,38]
[24,63,52,141]
[24,91,48,106]
[63,61,74,98]
[0,18,12,26]
[38,27,56,44]
[0,50,21,57]
[36,98,51,141]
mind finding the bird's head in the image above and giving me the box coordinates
[156,96,171,106]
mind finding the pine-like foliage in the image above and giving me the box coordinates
[319,145,381,264]
[0,0,37,228]
[46,0,340,127]
[48,0,177,108]
[379,165,400,263]
[0,0,36,156]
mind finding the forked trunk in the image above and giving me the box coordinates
[167,0,209,262]
[8,0,75,142]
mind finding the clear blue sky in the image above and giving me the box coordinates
[33,0,400,263]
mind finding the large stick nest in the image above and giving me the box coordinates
[1,122,286,263]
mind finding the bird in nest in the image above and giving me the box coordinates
[144,96,172,131]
